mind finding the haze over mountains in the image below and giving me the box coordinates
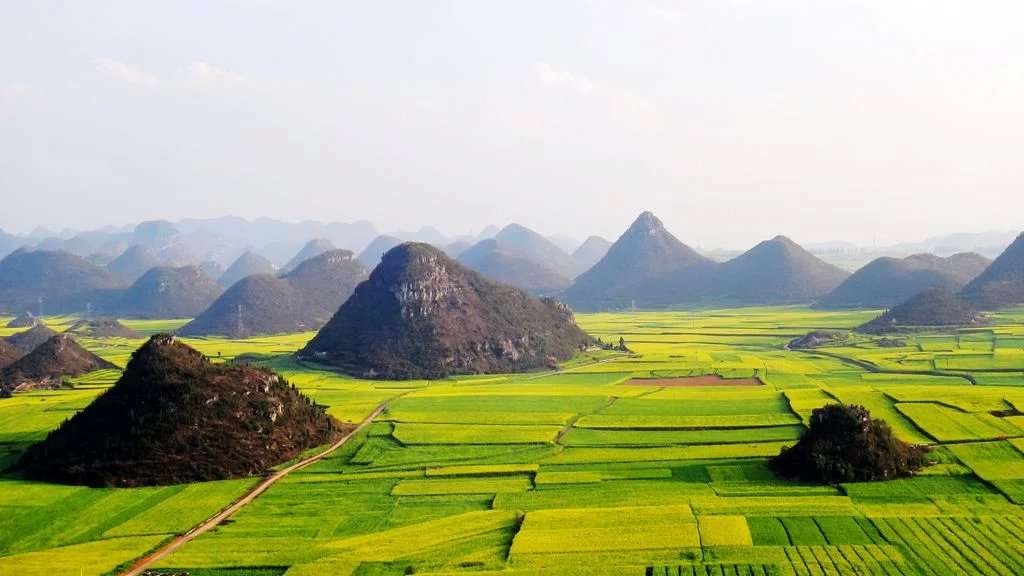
[3,216,1016,274]
[2,211,1022,318]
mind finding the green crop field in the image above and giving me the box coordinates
[5,306,1024,575]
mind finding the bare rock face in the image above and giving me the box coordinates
[300,243,593,379]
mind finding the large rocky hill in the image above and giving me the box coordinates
[962,233,1024,309]
[219,251,276,288]
[0,249,125,315]
[180,249,367,337]
[300,243,593,379]
[15,334,343,486]
[818,253,990,309]
[457,239,572,296]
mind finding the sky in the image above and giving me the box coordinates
[1,0,1022,248]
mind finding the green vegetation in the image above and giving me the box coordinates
[4,306,1024,574]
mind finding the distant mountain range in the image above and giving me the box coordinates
[562,212,849,310]
[180,249,367,337]
[817,253,991,309]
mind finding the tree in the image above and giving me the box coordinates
[771,404,929,484]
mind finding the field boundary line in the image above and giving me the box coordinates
[119,402,389,576]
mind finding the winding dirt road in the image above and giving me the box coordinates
[120,403,387,576]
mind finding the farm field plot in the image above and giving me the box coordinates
[8,307,1024,575]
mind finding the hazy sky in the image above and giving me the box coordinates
[1,1,1022,248]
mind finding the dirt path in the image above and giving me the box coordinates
[120,403,388,576]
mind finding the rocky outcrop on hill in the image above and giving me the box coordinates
[300,243,593,379]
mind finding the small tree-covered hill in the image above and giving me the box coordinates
[857,288,984,334]
[180,250,367,337]
[771,404,929,484]
[457,239,572,296]
[962,232,1024,309]
[818,252,991,309]
[16,334,344,486]
[300,243,593,379]
[1,334,116,395]
[219,251,276,288]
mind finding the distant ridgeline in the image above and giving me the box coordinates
[561,212,850,311]
[180,249,368,338]
[1,215,1022,319]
